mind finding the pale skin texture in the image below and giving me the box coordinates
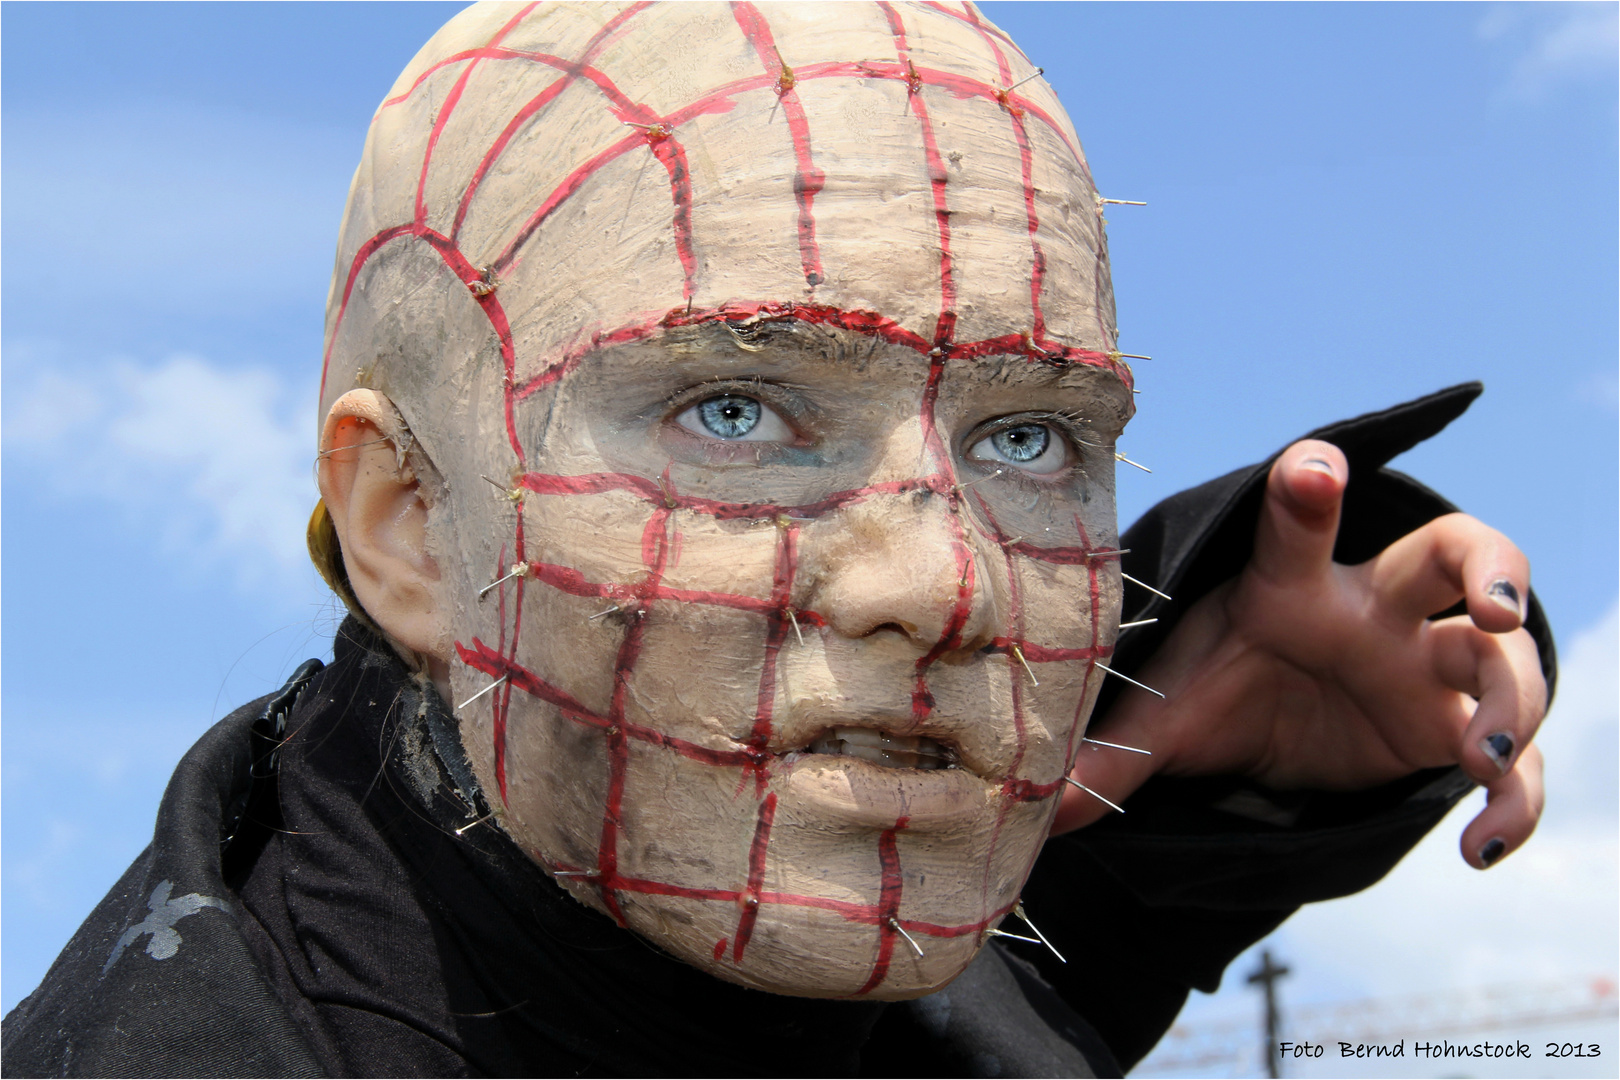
[312,2,1547,999]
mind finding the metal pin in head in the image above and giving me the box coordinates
[455,810,497,836]
[1083,736,1152,756]
[1010,644,1040,687]
[1100,198,1147,206]
[1119,618,1158,630]
[987,927,1043,946]
[890,918,926,959]
[1064,774,1126,814]
[1116,452,1153,473]
[787,608,805,646]
[1094,661,1167,700]
[457,675,509,712]
[1086,548,1130,560]
[1012,901,1068,963]
[1121,572,1173,602]
[478,563,530,601]
[1005,67,1044,92]
[316,436,392,459]
[588,604,623,621]
[554,869,599,878]
[481,474,523,502]
[1110,351,1153,361]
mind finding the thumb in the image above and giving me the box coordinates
[1250,439,1348,587]
[1049,722,1161,835]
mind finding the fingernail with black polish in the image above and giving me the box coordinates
[1479,732,1515,773]
[1301,457,1335,477]
[1479,838,1506,867]
[1486,578,1524,619]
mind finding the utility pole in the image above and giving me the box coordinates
[1247,948,1290,1078]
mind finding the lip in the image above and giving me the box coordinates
[769,698,1007,781]
[780,752,996,829]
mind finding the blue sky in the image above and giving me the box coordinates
[4,2,1615,1064]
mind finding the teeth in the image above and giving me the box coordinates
[808,727,953,771]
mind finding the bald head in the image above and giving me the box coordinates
[313,1,1133,1000]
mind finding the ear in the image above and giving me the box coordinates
[317,389,450,698]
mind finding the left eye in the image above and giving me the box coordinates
[676,394,794,442]
[967,423,1069,475]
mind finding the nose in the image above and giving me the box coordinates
[799,420,998,654]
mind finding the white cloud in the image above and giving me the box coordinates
[4,349,318,588]
[1478,2,1619,99]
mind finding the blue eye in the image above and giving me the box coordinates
[675,393,794,443]
[698,395,760,438]
[992,425,1048,463]
[967,421,1070,475]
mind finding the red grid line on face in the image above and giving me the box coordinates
[732,792,778,961]
[853,819,909,995]
[327,1,1132,996]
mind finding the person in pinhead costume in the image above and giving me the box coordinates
[3,4,1553,1076]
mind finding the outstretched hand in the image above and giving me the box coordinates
[1053,439,1547,869]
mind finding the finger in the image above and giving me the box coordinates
[1249,440,1349,587]
[1430,620,1548,783]
[1459,743,1543,869]
[1370,513,1531,633]
[1050,725,1161,835]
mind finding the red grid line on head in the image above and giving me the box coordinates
[324,4,1132,994]
[731,3,827,288]
[878,2,956,345]
[449,2,653,241]
[415,4,539,227]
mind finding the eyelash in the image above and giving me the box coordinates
[665,386,1089,476]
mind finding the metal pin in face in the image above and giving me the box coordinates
[1109,351,1153,361]
[1013,901,1068,963]
[588,605,623,621]
[554,869,599,878]
[1064,774,1126,814]
[1083,736,1152,756]
[1121,572,1173,602]
[1010,644,1040,687]
[478,564,529,601]
[1086,548,1130,560]
[1005,67,1045,92]
[455,810,497,836]
[1100,198,1147,206]
[954,468,1002,494]
[786,608,805,646]
[1116,452,1153,473]
[457,675,509,711]
[1094,661,1166,700]
[1119,618,1158,629]
[987,927,1043,946]
[890,918,927,959]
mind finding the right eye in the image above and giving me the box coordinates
[675,394,794,442]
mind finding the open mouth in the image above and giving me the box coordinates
[805,727,956,771]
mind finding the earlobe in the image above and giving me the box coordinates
[317,390,450,696]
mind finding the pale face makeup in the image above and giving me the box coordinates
[318,0,1134,998]
[450,321,1128,997]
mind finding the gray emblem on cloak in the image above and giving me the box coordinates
[101,880,229,975]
